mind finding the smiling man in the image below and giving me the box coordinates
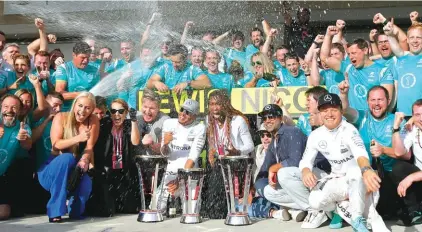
[321,26,394,111]
[205,50,234,94]
[281,54,309,86]
[55,42,100,112]
[339,82,402,219]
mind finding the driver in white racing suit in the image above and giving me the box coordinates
[299,93,389,232]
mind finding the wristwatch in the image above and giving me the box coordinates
[186,80,192,87]
[392,127,401,134]
[361,166,373,175]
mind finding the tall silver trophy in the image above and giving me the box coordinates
[219,156,254,226]
[136,155,168,222]
[177,168,205,224]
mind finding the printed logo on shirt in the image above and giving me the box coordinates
[44,136,52,151]
[328,154,354,165]
[340,148,349,153]
[74,86,87,92]
[351,133,365,149]
[354,84,367,98]
[417,59,422,68]
[368,72,375,80]
[318,140,328,149]
[0,149,8,164]
[385,125,393,136]
[400,73,416,88]
[171,144,191,151]
[187,136,195,142]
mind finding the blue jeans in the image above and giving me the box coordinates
[38,153,92,218]
[254,178,269,197]
[248,197,279,218]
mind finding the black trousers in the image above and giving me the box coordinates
[376,171,401,217]
[391,160,422,213]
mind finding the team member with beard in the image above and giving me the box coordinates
[205,50,234,94]
[0,54,35,97]
[321,26,394,111]
[37,92,99,223]
[155,99,206,210]
[147,44,211,94]
[0,94,32,220]
[383,19,422,116]
[201,90,254,219]
[105,40,136,73]
[55,42,100,112]
[339,81,403,220]
[136,89,170,156]
[300,93,388,232]
[273,45,290,71]
[91,99,141,215]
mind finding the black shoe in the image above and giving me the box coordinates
[396,211,422,226]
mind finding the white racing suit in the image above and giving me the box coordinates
[299,120,389,232]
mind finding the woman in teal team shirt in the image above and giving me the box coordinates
[205,50,234,94]
[0,54,36,97]
[238,52,282,88]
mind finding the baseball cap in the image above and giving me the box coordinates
[258,104,283,117]
[181,99,199,115]
[317,93,342,110]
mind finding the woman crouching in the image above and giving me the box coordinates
[37,92,99,223]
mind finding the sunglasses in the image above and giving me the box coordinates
[251,61,263,67]
[180,107,192,115]
[260,132,272,139]
[262,114,278,121]
[110,109,125,114]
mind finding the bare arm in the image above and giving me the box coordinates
[55,81,80,100]
[184,159,195,169]
[31,115,53,143]
[392,113,412,160]
[338,74,359,123]
[310,50,321,86]
[282,2,293,26]
[131,121,141,146]
[383,18,405,57]
[190,74,211,89]
[181,21,194,45]
[30,77,47,122]
[51,113,80,151]
[147,74,162,89]
[321,26,342,72]
[369,29,380,56]
[212,31,230,45]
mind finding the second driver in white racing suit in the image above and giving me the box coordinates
[299,93,389,232]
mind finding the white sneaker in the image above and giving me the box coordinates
[301,210,328,229]
[273,208,291,221]
[289,209,307,222]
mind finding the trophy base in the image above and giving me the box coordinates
[137,210,164,223]
[180,214,202,224]
[225,213,251,226]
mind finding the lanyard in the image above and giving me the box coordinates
[214,120,227,156]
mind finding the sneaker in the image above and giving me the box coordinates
[396,211,422,226]
[329,212,343,229]
[272,208,291,221]
[351,216,369,232]
[289,209,307,222]
[301,210,328,229]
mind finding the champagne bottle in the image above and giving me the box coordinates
[166,193,177,218]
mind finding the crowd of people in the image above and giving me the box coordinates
[0,4,422,232]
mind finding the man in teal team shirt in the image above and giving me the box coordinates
[317,43,346,95]
[383,19,422,116]
[0,94,32,220]
[339,81,402,219]
[55,42,100,111]
[147,44,211,94]
[205,50,234,94]
[105,40,136,74]
[31,92,63,171]
[281,54,309,86]
[273,45,289,71]
[223,31,246,70]
[32,51,56,95]
[297,86,328,136]
[321,25,394,111]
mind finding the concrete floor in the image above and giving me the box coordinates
[1,214,422,232]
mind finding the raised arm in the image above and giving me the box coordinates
[129,109,141,146]
[309,48,321,86]
[332,19,347,48]
[338,73,359,123]
[369,29,380,56]
[410,11,420,25]
[304,35,323,64]
[392,112,412,160]
[212,30,230,45]
[281,1,293,26]
[381,17,406,57]
[320,26,342,72]
[141,13,161,47]
[31,115,53,143]
[29,75,47,122]
[261,28,277,56]
[28,18,49,56]
[181,21,194,45]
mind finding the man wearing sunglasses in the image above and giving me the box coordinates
[156,99,206,210]
[255,103,309,223]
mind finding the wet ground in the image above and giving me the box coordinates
[1,214,421,232]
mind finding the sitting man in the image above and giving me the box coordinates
[300,93,388,232]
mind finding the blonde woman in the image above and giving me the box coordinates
[37,92,99,223]
[237,52,282,88]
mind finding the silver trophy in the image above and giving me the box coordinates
[135,155,168,222]
[177,168,205,224]
[219,156,254,226]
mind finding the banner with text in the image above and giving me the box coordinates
[137,87,309,117]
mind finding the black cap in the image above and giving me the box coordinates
[317,93,342,110]
[258,104,283,117]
